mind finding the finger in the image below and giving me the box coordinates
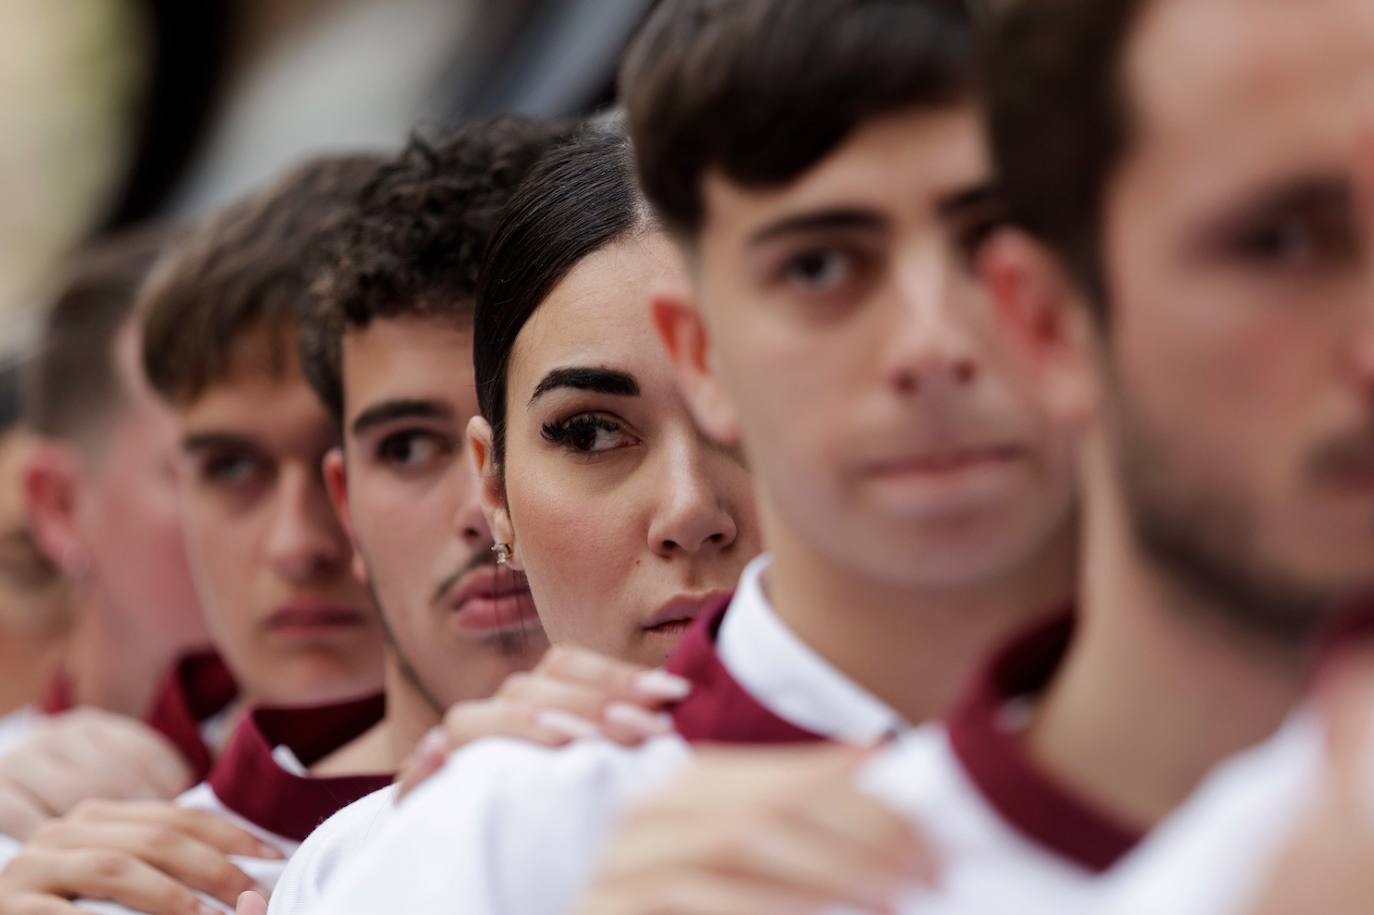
[33,822,259,906]
[72,802,282,860]
[605,817,908,912]
[0,752,91,819]
[643,746,864,816]
[0,782,50,841]
[7,723,179,813]
[440,702,576,751]
[535,646,687,704]
[2,893,87,915]
[498,674,631,724]
[1319,647,1374,783]
[591,867,891,915]
[396,730,453,799]
[51,716,191,799]
[791,784,937,883]
[237,891,268,915]
[3,848,217,915]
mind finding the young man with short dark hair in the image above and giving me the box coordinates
[666,0,1374,910]
[0,228,219,850]
[942,0,1374,910]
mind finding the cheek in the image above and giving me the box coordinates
[353,481,449,591]
[179,499,260,612]
[503,459,636,641]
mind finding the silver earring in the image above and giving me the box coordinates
[492,543,512,566]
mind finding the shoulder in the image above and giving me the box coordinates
[1094,711,1322,915]
[268,786,399,915]
[404,733,693,822]
[858,723,968,817]
[309,736,693,915]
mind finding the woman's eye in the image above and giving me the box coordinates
[781,248,855,293]
[377,432,448,468]
[541,415,637,455]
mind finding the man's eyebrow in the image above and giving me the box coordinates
[935,182,1002,221]
[529,367,639,404]
[748,208,886,247]
[181,432,260,454]
[351,399,452,436]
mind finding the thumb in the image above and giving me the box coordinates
[1317,645,1374,796]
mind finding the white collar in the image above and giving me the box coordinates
[716,555,904,743]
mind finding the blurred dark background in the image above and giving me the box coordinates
[0,0,654,343]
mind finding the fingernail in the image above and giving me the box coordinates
[632,669,692,701]
[604,702,674,735]
[256,841,284,859]
[534,709,602,740]
[418,727,449,760]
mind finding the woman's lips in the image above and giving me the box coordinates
[642,591,732,633]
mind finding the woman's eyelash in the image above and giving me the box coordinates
[541,415,623,451]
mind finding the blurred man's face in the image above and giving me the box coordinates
[0,430,68,638]
[1100,0,1374,631]
[78,324,206,651]
[175,326,384,707]
[332,316,546,712]
[686,106,1079,592]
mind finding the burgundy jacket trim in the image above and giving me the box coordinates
[207,694,390,842]
[666,595,825,745]
[947,613,1143,873]
[144,652,238,782]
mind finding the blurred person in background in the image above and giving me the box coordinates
[0,155,395,915]
[0,361,73,752]
[0,226,222,860]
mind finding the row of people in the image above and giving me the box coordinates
[0,0,1372,912]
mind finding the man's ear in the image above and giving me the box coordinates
[978,227,1102,430]
[651,285,742,446]
[466,415,521,571]
[322,447,367,585]
[22,441,91,578]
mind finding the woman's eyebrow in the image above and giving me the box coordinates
[529,367,640,405]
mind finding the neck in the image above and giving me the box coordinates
[763,508,1078,726]
[61,589,171,717]
[380,656,442,767]
[0,635,65,716]
[1029,448,1311,829]
[312,654,438,776]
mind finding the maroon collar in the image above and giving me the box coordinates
[946,613,1143,873]
[144,652,239,782]
[207,694,391,842]
[665,595,825,745]
[1313,592,1374,681]
[37,673,74,715]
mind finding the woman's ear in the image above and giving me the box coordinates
[978,227,1103,431]
[467,414,521,570]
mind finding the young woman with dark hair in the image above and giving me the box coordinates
[466,124,760,669]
